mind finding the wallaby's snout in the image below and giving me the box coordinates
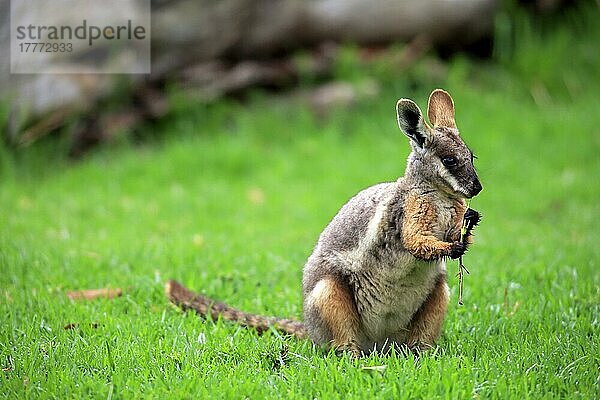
[468,177,483,198]
[464,162,483,198]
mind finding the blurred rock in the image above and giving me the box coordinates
[309,80,379,118]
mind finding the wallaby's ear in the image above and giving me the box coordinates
[427,89,456,129]
[396,99,429,148]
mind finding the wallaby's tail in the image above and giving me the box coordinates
[165,280,307,339]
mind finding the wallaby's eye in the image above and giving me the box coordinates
[441,156,458,168]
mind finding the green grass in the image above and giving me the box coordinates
[2,6,600,399]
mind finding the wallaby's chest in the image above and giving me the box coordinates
[351,256,445,350]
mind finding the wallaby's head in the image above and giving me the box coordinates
[396,89,482,199]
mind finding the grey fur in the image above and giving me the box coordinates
[302,90,481,353]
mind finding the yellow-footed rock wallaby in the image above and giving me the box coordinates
[167,89,482,356]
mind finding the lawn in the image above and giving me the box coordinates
[1,6,599,399]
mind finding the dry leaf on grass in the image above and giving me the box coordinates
[66,288,122,301]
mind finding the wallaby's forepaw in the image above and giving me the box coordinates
[464,208,481,230]
[449,241,467,259]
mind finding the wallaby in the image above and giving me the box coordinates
[166,89,482,356]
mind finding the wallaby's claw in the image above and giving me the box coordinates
[334,340,361,358]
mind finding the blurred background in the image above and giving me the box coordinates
[0,0,597,157]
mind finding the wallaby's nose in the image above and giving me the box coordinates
[471,179,483,197]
